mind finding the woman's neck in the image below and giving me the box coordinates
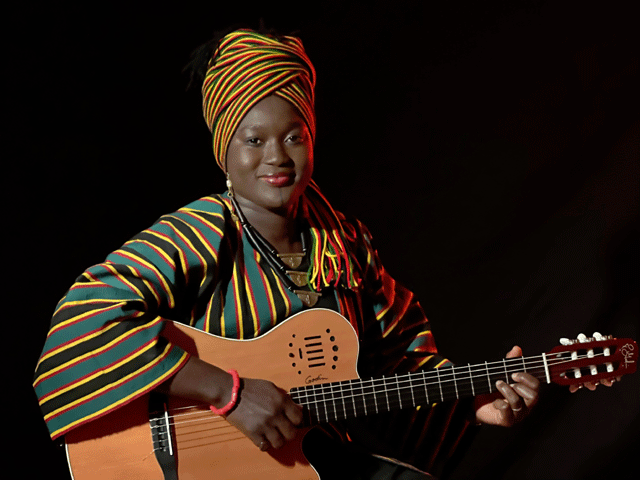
[234,197,303,254]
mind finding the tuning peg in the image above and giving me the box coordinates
[593,332,614,373]
[558,336,583,377]
[577,333,599,375]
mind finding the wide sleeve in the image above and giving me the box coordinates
[33,195,230,440]
[341,217,475,476]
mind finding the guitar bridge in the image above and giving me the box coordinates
[149,393,178,480]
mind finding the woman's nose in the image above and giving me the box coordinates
[264,140,290,165]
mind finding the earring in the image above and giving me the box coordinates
[226,172,239,222]
[226,172,234,197]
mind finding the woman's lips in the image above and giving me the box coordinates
[261,173,294,187]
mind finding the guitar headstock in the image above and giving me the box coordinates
[546,333,637,387]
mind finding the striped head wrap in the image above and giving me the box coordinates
[202,29,316,170]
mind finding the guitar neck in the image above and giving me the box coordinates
[290,354,551,426]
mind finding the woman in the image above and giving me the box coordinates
[33,28,540,479]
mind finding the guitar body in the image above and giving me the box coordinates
[64,307,638,479]
[65,309,361,480]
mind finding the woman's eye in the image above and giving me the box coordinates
[246,137,262,145]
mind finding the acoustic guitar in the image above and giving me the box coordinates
[64,308,637,479]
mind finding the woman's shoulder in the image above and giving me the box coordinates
[155,193,233,226]
[178,193,231,215]
[136,193,236,246]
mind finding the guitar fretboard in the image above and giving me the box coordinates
[290,354,553,426]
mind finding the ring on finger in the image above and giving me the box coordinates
[512,407,523,412]
[259,439,270,451]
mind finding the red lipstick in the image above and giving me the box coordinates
[262,173,293,187]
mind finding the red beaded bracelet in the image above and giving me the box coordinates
[209,369,240,416]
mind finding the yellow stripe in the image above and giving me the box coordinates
[255,252,278,325]
[272,270,292,318]
[114,245,175,309]
[145,230,187,276]
[127,237,176,269]
[52,297,125,318]
[35,320,121,374]
[49,301,131,337]
[243,265,260,337]
[170,215,220,281]
[103,263,148,303]
[219,293,226,337]
[416,355,437,369]
[231,258,244,339]
[159,219,207,284]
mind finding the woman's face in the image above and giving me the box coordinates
[225,95,313,216]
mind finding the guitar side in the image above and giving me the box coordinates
[65,309,361,480]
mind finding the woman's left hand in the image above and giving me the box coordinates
[474,346,540,426]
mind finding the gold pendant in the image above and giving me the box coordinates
[294,290,321,307]
[277,253,305,269]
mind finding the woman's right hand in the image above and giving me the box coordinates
[225,377,303,450]
[157,356,302,450]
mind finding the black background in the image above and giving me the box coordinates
[11,1,638,479]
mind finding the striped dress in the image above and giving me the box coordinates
[33,192,472,474]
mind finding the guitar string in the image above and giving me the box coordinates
[150,350,613,432]
[148,350,619,449]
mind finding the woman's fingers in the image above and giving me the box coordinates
[226,377,302,450]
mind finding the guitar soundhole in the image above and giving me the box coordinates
[289,329,339,374]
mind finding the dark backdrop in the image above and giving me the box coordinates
[11,1,638,479]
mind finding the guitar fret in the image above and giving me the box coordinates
[468,364,475,396]
[436,368,444,401]
[370,380,380,414]
[396,375,403,410]
[422,370,430,404]
[339,381,348,420]
[351,379,359,417]
[362,380,368,416]
[384,377,390,412]
[452,367,459,399]
[485,361,492,393]
[503,358,510,383]
[329,382,338,421]
[364,379,378,413]
[542,352,551,384]
[408,374,415,406]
